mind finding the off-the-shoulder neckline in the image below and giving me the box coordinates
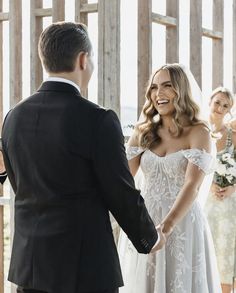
[147,148,210,158]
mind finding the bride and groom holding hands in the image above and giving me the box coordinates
[1,22,221,293]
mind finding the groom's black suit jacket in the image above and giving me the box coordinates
[2,81,158,293]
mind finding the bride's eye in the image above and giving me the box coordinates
[150,85,157,90]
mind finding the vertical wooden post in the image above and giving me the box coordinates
[212,0,224,89]
[75,0,88,24]
[30,0,43,94]
[52,0,65,22]
[137,0,152,117]
[166,0,179,63]
[98,0,120,116]
[233,0,236,93]
[74,0,88,98]
[190,0,202,88]
[9,0,22,107]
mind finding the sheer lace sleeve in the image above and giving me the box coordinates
[126,145,145,161]
[181,149,216,174]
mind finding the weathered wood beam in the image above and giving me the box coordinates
[190,0,202,88]
[0,12,9,21]
[75,0,88,24]
[30,0,43,94]
[10,0,22,107]
[152,12,177,27]
[202,27,223,39]
[212,0,224,89]
[80,3,98,13]
[34,8,52,17]
[52,0,65,22]
[166,0,179,63]
[138,0,152,117]
[98,0,120,116]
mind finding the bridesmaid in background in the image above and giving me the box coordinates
[205,87,236,293]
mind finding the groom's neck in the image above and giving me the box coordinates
[48,71,80,87]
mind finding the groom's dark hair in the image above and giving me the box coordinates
[38,22,92,73]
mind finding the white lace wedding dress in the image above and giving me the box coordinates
[118,147,222,293]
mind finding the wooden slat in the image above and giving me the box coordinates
[202,27,223,39]
[233,0,236,93]
[34,8,52,17]
[52,0,65,22]
[75,0,88,24]
[166,0,179,63]
[152,12,177,27]
[98,0,120,116]
[137,0,152,117]
[9,0,22,108]
[0,12,9,21]
[190,0,202,88]
[212,0,224,89]
[30,0,43,94]
[80,3,98,13]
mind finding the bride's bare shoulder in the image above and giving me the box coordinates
[188,123,211,150]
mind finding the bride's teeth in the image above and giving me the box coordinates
[158,100,169,104]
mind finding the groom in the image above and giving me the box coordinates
[2,22,165,293]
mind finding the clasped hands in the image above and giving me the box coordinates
[211,183,235,200]
[150,223,173,253]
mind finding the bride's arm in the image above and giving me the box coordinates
[161,125,211,235]
[126,127,142,177]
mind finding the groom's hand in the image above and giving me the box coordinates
[150,224,166,253]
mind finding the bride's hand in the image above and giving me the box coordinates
[150,224,166,253]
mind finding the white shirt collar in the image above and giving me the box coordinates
[46,77,81,93]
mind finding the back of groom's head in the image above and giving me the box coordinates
[38,22,92,73]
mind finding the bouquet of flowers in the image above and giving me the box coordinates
[213,152,236,187]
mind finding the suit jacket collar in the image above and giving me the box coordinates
[38,81,81,96]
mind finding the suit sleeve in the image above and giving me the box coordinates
[93,110,158,253]
[1,111,17,193]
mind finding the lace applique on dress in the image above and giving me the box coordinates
[126,145,145,160]
[181,149,216,174]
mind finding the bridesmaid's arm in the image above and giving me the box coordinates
[161,125,211,235]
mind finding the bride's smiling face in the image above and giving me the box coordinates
[150,69,176,116]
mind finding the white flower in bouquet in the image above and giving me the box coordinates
[226,174,234,183]
[226,166,236,177]
[216,162,227,176]
[222,153,231,161]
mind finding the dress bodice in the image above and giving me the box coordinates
[140,148,215,204]
[126,146,215,215]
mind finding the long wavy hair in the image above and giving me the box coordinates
[210,86,234,108]
[137,64,202,149]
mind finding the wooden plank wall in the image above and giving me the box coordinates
[137,0,227,115]
[0,0,235,292]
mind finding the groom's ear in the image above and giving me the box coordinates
[76,52,88,71]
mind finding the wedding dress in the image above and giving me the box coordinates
[118,146,222,293]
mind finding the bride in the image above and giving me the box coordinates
[118,63,221,293]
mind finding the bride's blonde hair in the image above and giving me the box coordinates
[138,63,202,149]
